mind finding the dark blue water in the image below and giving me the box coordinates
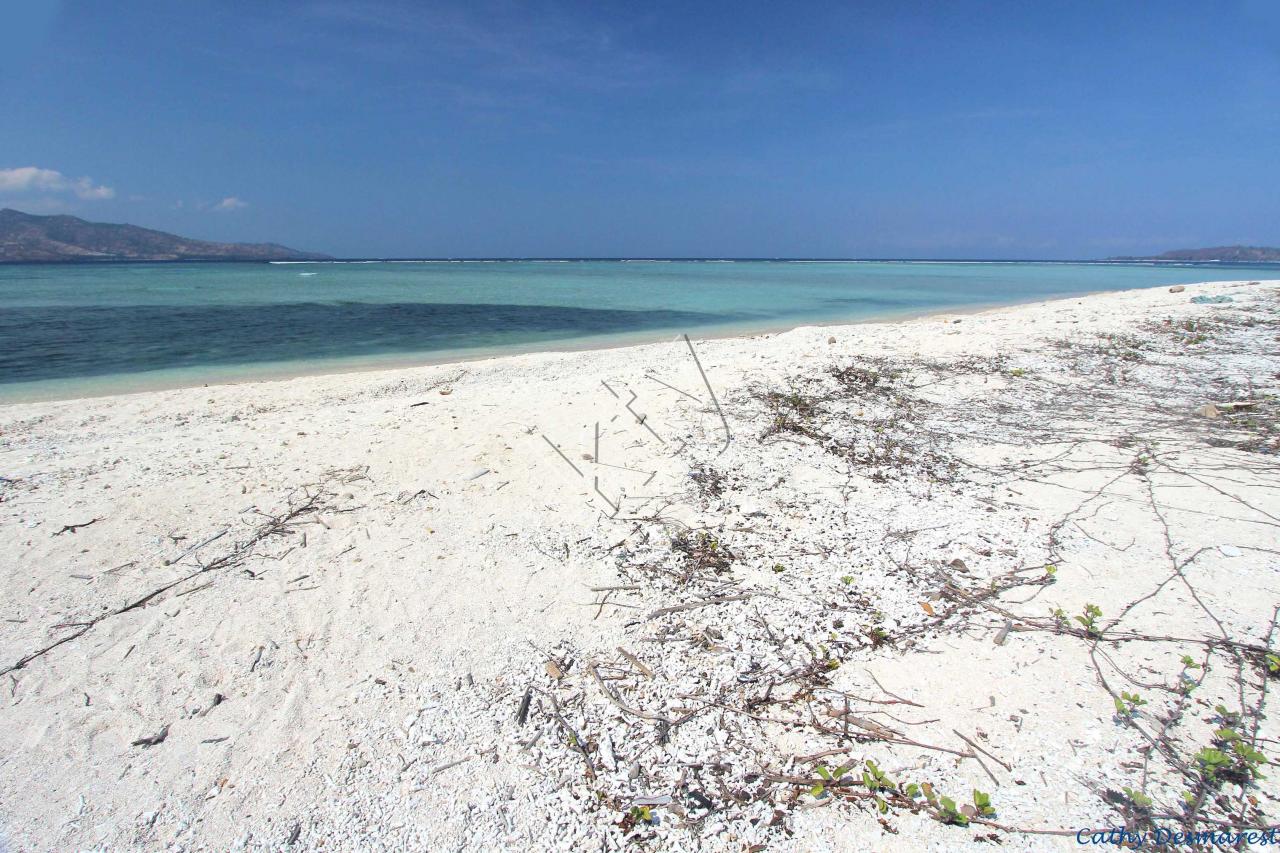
[0,302,729,382]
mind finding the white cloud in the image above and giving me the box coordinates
[213,196,248,211]
[0,166,115,200]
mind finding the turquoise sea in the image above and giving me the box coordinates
[1,260,1276,402]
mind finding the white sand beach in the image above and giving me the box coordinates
[1,279,1278,850]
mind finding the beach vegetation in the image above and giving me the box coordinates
[861,760,894,793]
[622,805,654,829]
[1121,786,1153,810]
[811,762,849,798]
[1113,691,1147,720]
[935,795,969,826]
[1074,603,1103,637]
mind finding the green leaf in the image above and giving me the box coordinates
[939,796,969,826]
[1196,747,1231,776]
[1233,742,1267,765]
[1122,787,1152,808]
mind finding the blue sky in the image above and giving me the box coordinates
[1,1,1277,258]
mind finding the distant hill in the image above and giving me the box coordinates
[0,208,330,263]
[1110,245,1280,263]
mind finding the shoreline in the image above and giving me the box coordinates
[0,280,1249,407]
[1,278,1277,850]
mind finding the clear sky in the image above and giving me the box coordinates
[2,1,1277,259]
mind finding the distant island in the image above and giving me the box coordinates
[0,208,330,263]
[1109,245,1280,263]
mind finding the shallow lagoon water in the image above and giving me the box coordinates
[1,259,1275,401]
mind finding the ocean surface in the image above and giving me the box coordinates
[1,259,1276,402]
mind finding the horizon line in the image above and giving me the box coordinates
[5,256,1279,267]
